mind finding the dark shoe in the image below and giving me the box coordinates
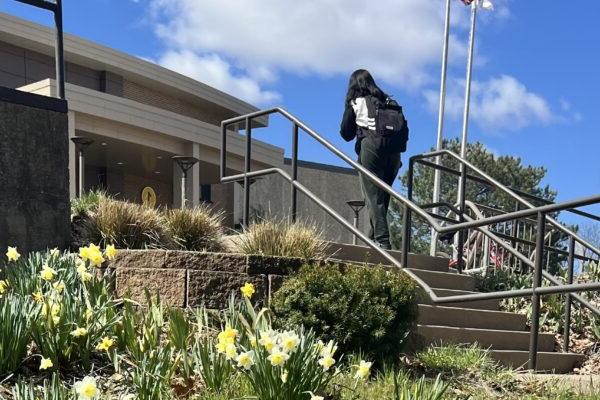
[378,242,392,251]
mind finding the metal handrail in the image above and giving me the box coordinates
[411,150,600,258]
[221,107,600,370]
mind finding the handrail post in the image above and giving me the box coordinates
[456,162,468,273]
[290,123,299,222]
[402,158,415,268]
[243,117,252,227]
[563,236,576,352]
[529,211,546,370]
[220,123,227,180]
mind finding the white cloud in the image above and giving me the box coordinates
[158,50,280,105]
[149,0,472,99]
[424,74,553,132]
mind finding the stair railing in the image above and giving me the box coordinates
[221,107,600,370]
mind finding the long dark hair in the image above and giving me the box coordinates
[345,69,387,105]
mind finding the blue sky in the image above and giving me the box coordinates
[3,0,599,224]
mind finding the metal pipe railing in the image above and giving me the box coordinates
[221,107,600,371]
[411,150,600,257]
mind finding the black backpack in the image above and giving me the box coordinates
[367,96,409,152]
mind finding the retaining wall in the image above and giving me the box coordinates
[110,250,324,308]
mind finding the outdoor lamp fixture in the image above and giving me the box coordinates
[172,156,199,208]
[347,200,365,245]
[71,136,94,198]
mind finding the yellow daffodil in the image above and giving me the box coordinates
[217,327,238,345]
[225,343,238,360]
[39,357,53,370]
[96,337,115,351]
[249,335,257,348]
[71,327,88,338]
[53,281,65,293]
[240,282,255,298]
[267,349,289,367]
[319,341,337,358]
[216,341,227,354]
[318,355,336,371]
[77,264,93,282]
[6,246,20,262]
[354,360,372,380]
[105,244,118,260]
[259,331,275,352]
[50,248,60,258]
[307,392,324,400]
[74,376,98,399]
[32,291,44,302]
[79,246,91,261]
[40,265,57,281]
[42,302,60,317]
[88,252,105,268]
[236,351,254,370]
[0,280,8,295]
[85,308,93,321]
[280,332,300,353]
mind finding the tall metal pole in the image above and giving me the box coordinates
[454,1,478,267]
[430,0,452,257]
[54,0,66,99]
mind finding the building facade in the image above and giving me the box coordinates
[0,12,367,243]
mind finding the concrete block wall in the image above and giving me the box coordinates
[111,250,324,308]
[0,88,70,252]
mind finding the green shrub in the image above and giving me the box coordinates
[271,264,418,363]
[236,220,327,259]
[163,205,224,252]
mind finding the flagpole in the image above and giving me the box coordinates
[430,0,453,257]
[454,0,478,268]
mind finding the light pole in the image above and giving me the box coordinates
[70,136,94,198]
[172,156,199,209]
[347,200,365,245]
[430,0,453,257]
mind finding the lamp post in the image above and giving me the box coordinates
[172,156,199,209]
[347,200,365,245]
[70,136,94,198]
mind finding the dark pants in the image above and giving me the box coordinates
[359,136,401,249]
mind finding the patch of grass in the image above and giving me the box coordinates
[236,219,328,259]
[162,205,225,252]
[416,344,495,374]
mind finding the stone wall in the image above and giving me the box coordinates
[111,250,323,308]
[0,87,70,252]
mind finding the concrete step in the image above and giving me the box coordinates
[417,325,555,352]
[490,350,586,374]
[418,305,527,331]
[408,269,476,291]
[418,288,500,311]
[324,242,449,272]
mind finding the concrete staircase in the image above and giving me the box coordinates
[325,242,586,373]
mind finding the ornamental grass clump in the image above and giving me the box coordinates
[162,205,225,252]
[271,263,418,364]
[88,196,166,249]
[236,220,327,259]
